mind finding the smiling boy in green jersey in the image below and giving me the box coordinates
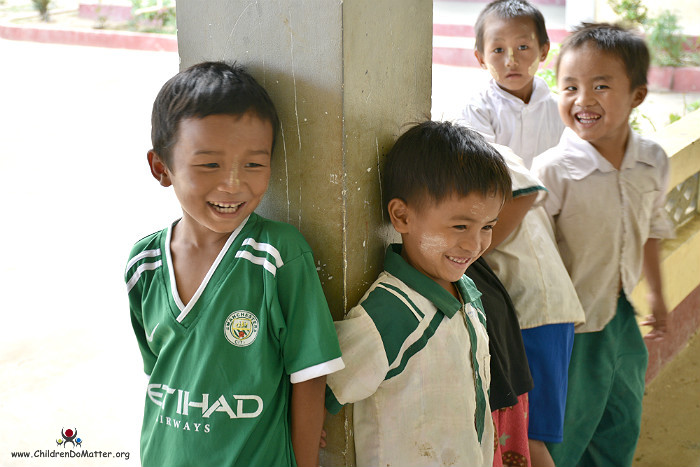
[125,61,343,467]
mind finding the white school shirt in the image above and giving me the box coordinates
[485,145,585,329]
[326,245,493,467]
[461,75,564,168]
[532,128,675,333]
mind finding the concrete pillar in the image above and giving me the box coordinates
[176,1,432,465]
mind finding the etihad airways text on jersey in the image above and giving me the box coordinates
[147,384,263,419]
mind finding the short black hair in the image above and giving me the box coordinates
[557,23,649,89]
[150,61,280,168]
[474,0,549,53]
[382,121,511,216]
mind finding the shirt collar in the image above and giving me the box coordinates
[384,244,482,318]
[558,127,660,180]
[489,75,550,106]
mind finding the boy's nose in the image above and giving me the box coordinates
[221,167,241,191]
[575,89,594,107]
[505,47,517,67]
[460,232,481,255]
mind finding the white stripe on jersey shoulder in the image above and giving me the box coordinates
[125,248,161,272]
[126,260,162,293]
[241,238,284,267]
[235,250,279,276]
[235,237,284,275]
[169,216,250,323]
[375,283,424,321]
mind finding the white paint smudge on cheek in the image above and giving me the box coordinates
[507,47,515,63]
[527,57,539,77]
[419,233,448,256]
[486,62,501,81]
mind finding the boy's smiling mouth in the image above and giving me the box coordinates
[575,112,601,125]
[447,255,471,265]
[209,201,245,214]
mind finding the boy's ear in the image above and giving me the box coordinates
[539,42,550,62]
[631,84,648,109]
[474,50,487,70]
[147,150,172,187]
[387,198,411,234]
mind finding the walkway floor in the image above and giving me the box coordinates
[634,329,700,467]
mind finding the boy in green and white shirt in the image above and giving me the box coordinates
[126,62,343,467]
[326,121,512,467]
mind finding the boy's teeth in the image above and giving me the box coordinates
[448,256,469,264]
[211,202,243,213]
[576,113,600,124]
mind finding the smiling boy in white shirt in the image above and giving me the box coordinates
[532,23,675,467]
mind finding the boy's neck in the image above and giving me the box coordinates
[496,79,535,104]
[172,217,234,251]
[590,127,631,170]
[169,220,234,306]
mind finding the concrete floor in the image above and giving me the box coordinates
[634,330,700,467]
[0,36,698,466]
[0,38,180,466]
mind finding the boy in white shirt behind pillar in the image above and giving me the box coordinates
[532,23,675,467]
[460,4,585,466]
[462,0,563,169]
[325,121,512,467]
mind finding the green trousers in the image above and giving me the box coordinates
[548,293,648,467]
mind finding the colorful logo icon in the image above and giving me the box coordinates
[224,311,259,347]
[58,428,82,449]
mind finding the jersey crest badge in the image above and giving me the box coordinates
[224,311,259,347]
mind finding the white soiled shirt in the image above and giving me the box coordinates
[461,75,564,168]
[326,245,493,467]
[485,145,585,329]
[532,128,675,333]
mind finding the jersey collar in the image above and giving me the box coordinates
[384,244,482,319]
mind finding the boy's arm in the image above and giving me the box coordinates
[485,191,537,254]
[640,238,667,341]
[291,375,327,467]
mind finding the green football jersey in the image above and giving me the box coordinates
[125,213,343,467]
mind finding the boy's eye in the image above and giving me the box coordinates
[492,47,503,54]
[482,224,494,231]
[245,162,265,168]
[518,45,529,50]
[563,85,577,91]
[453,225,467,231]
[594,85,609,90]
[200,163,219,168]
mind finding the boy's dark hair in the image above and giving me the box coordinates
[556,23,649,89]
[382,121,511,215]
[474,0,549,53]
[151,61,280,168]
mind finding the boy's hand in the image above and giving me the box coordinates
[641,239,667,342]
[319,429,327,448]
[641,292,668,341]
